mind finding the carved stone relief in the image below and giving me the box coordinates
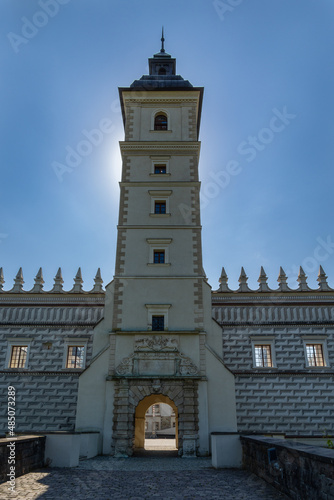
[114,337,199,377]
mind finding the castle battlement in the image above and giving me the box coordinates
[214,265,334,294]
[0,267,104,294]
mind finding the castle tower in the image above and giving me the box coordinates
[76,34,237,457]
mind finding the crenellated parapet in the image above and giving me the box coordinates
[215,265,334,294]
[0,267,105,293]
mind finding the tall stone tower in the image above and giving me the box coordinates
[76,34,237,457]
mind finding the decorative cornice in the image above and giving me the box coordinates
[0,370,82,376]
[233,370,334,376]
[0,295,105,304]
[117,225,202,229]
[212,294,334,304]
[120,181,199,187]
[119,142,201,154]
[122,98,200,105]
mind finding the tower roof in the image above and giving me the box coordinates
[130,29,193,89]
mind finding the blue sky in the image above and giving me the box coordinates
[1,0,334,291]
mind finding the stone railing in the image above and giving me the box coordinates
[241,435,334,500]
[0,435,45,484]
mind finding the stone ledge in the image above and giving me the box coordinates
[241,435,334,465]
[241,434,334,500]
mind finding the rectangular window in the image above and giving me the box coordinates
[154,201,166,214]
[154,164,167,174]
[153,404,160,413]
[306,344,325,367]
[9,346,28,368]
[154,250,165,264]
[254,345,273,368]
[152,316,164,331]
[66,346,85,369]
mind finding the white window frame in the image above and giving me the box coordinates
[5,339,31,369]
[63,338,88,370]
[302,336,330,368]
[250,336,276,368]
[149,190,172,217]
[145,304,171,331]
[150,157,170,176]
[147,238,172,266]
[151,109,172,132]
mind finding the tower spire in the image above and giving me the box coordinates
[160,26,165,53]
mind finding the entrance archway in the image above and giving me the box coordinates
[112,379,199,457]
[134,394,178,450]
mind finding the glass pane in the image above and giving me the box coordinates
[154,114,168,130]
[306,344,324,367]
[152,316,164,331]
[155,165,166,174]
[254,345,272,367]
[10,346,27,368]
[67,346,85,368]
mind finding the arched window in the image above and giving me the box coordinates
[154,113,168,131]
[158,67,166,75]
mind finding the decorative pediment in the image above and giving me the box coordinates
[115,337,199,377]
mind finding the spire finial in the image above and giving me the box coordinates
[161,26,165,53]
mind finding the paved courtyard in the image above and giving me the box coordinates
[0,455,289,500]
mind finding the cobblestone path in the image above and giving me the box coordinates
[0,456,289,499]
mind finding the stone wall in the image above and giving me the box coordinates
[241,435,334,500]
[0,435,45,484]
[0,373,80,432]
[235,373,333,434]
[212,299,334,435]
[0,296,104,433]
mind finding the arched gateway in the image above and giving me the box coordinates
[135,395,177,449]
[111,379,199,457]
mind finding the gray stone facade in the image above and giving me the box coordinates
[212,285,334,435]
[0,291,104,434]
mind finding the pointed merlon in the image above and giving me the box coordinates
[277,266,290,292]
[218,267,231,292]
[258,266,267,282]
[55,267,63,281]
[257,266,271,292]
[161,26,165,53]
[95,268,102,281]
[238,267,251,292]
[317,265,332,291]
[75,267,83,282]
[11,267,24,293]
[0,267,4,291]
[36,267,43,281]
[297,266,309,292]
[92,268,104,292]
[71,267,84,293]
[51,267,64,293]
[30,267,45,293]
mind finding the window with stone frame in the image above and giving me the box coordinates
[254,344,273,368]
[9,346,28,368]
[153,250,165,264]
[154,113,168,130]
[66,345,85,369]
[154,164,167,174]
[152,316,164,331]
[154,201,166,214]
[305,343,325,367]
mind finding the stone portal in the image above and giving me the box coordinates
[112,379,199,457]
